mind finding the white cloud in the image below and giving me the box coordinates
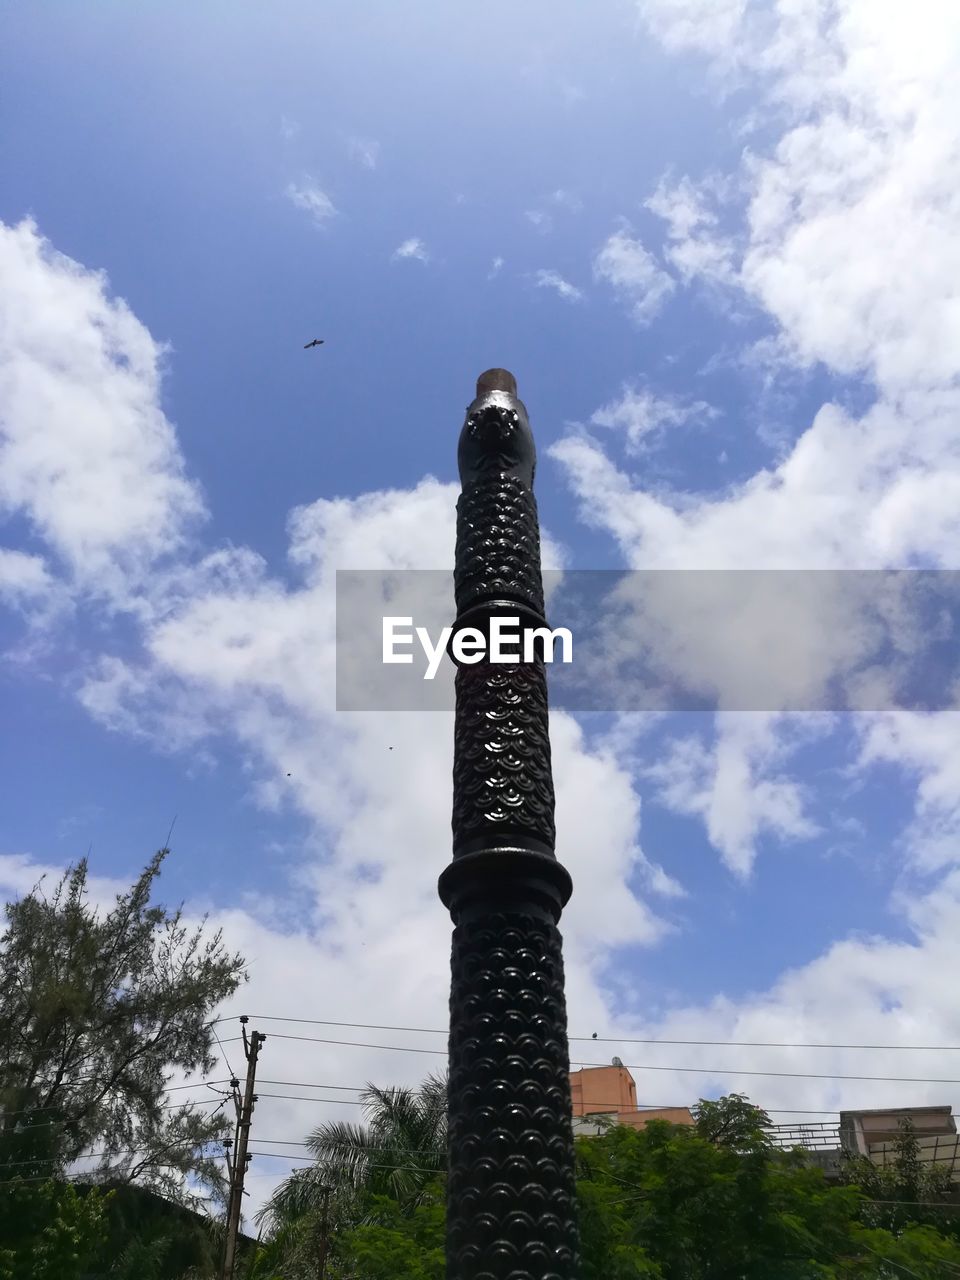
[590,384,717,453]
[553,395,960,572]
[645,174,737,287]
[640,0,960,394]
[638,0,748,59]
[488,256,504,279]
[285,180,337,227]
[0,548,53,603]
[555,1,960,574]
[392,237,429,263]
[594,868,960,1118]
[534,269,583,303]
[646,716,819,877]
[279,115,299,141]
[593,228,676,324]
[858,711,960,873]
[0,219,205,610]
[0,853,128,905]
[548,0,960,873]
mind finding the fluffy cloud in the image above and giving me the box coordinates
[593,228,676,324]
[645,174,737,287]
[858,711,960,873]
[534,268,584,302]
[638,0,748,59]
[553,396,960,572]
[641,0,960,394]
[645,715,819,877]
[0,548,54,605]
[0,219,205,610]
[392,237,429,263]
[285,180,337,226]
[590,384,717,453]
[598,867,960,1118]
[549,0,960,872]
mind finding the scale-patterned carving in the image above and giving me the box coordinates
[446,911,580,1280]
[452,661,556,851]
[455,475,545,617]
[459,401,536,491]
[444,377,580,1277]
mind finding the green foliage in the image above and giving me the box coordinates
[98,1181,224,1278]
[839,1116,957,1237]
[256,1071,446,1234]
[248,1081,960,1280]
[250,1074,447,1279]
[576,1109,960,1279]
[0,1179,111,1280]
[692,1092,773,1153]
[332,1188,445,1280]
[0,850,245,1210]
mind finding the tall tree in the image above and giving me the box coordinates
[692,1092,773,1153]
[576,1114,960,1279]
[251,1082,960,1280]
[0,1180,111,1280]
[839,1116,959,1240]
[253,1073,447,1277]
[0,850,245,1209]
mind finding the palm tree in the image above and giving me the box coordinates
[250,1072,447,1275]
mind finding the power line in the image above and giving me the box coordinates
[245,1033,960,1086]
[253,1080,960,1117]
[1,1139,224,1171]
[213,1025,238,1081]
[255,1092,364,1107]
[0,1078,230,1120]
[217,1015,960,1053]
[1,1096,226,1135]
[247,1151,442,1172]
[257,1138,440,1157]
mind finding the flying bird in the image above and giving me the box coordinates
[304,338,324,349]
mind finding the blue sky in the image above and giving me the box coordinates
[4,0,960,1214]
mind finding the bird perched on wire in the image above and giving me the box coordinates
[304,338,324,349]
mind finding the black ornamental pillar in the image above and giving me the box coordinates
[439,369,580,1280]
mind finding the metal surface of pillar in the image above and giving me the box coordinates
[439,369,579,1280]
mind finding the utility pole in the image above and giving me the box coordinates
[221,1017,265,1280]
[316,1183,331,1280]
[439,370,579,1278]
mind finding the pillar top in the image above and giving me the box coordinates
[476,368,518,397]
[459,371,534,491]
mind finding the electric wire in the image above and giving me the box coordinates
[214,1014,960,1054]
[228,1032,960,1087]
[253,1080,960,1119]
